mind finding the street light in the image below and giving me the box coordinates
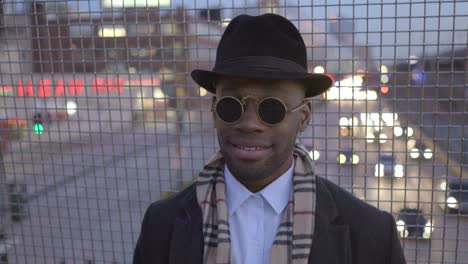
[380,65,389,73]
[380,75,389,84]
[199,87,208,97]
[308,150,320,161]
[313,65,325,74]
[66,101,78,116]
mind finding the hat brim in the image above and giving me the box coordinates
[191,68,333,98]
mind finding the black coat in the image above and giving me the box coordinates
[133,176,406,264]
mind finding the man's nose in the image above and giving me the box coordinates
[235,103,265,132]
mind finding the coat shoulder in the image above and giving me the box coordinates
[146,183,198,221]
[133,183,200,264]
[315,176,406,264]
[317,175,391,222]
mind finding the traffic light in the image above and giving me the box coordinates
[33,113,44,135]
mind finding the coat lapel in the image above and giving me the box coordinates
[309,177,352,264]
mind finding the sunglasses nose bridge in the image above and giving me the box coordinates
[235,99,265,128]
[241,100,260,120]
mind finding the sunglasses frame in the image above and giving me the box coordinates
[212,95,309,126]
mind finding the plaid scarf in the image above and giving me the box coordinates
[196,144,316,264]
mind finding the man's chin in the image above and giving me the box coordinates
[225,160,268,182]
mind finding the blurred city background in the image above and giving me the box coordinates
[0,0,466,263]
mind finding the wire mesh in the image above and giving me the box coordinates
[0,0,466,263]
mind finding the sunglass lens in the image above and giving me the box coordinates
[216,97,243,123]
[258,98,286,125]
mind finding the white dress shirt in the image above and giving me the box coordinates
[225,161,294,264]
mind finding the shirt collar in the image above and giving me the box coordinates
[225,160,294,216]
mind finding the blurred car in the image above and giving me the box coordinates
[408,140,433,160]
[440,178,468,214]
[0,119,28,150]
[396,208,433,239]
[365,129,388,144]
[393,125,414,138]
[339,116,359,137]
[32,109,68,125]
[374,153,404,178]
[337,150,359,165]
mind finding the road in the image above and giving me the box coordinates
[3,109,217,263]
[303,98,468,263]
[2,99,467,263]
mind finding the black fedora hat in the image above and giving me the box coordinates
[191,13,332,98]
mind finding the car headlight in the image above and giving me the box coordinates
[379,133,388,144]
[339,117,350,127]
[338,154,347,164]
[410,148,420,159]
[394,126,403,137]
[394,164,404,178]
[396,219,409,238]
[440,180,447,191]
[447,196,459,209]
[396,220,405,232]
[423,220,434,239]
[351,154,360,164]
[424,220,434,233]
[423,149,433,159]
[375,164,384,177]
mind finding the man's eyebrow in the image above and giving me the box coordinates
[218,84,239,93]
[217,83,239,92]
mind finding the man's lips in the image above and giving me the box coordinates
[228,141,271,160]
[231,142,269,150]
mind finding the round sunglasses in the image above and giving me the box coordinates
[213,95,309,125]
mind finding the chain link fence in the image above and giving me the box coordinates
[0,0,466,263]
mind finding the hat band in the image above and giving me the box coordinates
[214,56,307,73]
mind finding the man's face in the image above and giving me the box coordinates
[214,78,311,188]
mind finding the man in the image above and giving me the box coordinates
[133,13,406,264]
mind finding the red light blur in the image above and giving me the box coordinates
[381,86,389,94]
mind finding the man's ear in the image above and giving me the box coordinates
[298,100,312,133]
